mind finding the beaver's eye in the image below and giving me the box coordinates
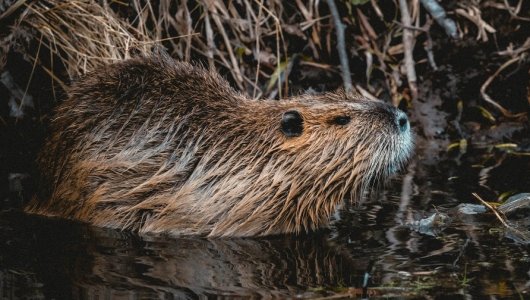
[281,110,304,137]
[332,116,351,126]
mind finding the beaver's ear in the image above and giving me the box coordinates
[281,110,304,137]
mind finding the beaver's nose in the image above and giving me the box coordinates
[396,110,409,133]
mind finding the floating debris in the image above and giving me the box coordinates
[408,212,452,236]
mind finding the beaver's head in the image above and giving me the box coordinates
[276,92,412,181]
[191,91,413,237]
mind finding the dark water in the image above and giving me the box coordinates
[1,151,529,299]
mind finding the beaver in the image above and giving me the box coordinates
[25,54,413,237]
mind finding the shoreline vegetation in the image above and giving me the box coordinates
[0,1,527,105]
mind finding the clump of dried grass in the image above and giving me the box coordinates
[14,0,290,98]
[20,0,154,79]
[3,0,529,110]
[140,0,291,97]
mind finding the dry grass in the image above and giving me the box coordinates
[2,0,528,109]
[20,0,154,78]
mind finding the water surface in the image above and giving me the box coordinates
[1,151,529,299]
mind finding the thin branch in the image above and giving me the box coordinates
[423,21,438,70]
[419,0,458,38]
[207,3,245,90]
[252,0,264,99]
[326,0,352,92]
[0,0,27,20]
[472,193,511,228]
[480,56,526,118]
[203,8,215,70]
[503,0,530,22]
[398,0,418,101]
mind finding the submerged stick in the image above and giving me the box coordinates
[472,193,530,244]
[326,0,353,92]
[472,193,511,228]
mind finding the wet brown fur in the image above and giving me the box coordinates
[26,55,412,237]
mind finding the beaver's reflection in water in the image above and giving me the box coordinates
[0,214,373,299]
[75,228,365,298]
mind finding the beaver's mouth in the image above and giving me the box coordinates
[372,129,414,180]
[388,107,414,175]
[388,130,414,175]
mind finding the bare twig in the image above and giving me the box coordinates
[503,0,530,22]
[354,84,379,102]
[496,38,530,57]
[326,0,352,92]
[398,0,418,101]
[1,70,33,118]
[19,32,42,113]
[275,21,282,98]
[392,19,438,71]
[480,56,527,118]
[423,20,438,70]
[472,193,511,228]
[252,0,264,99]
[0,0,27,20]
[203,8,215,70]
[206,1,245,90]
[419,0,458,38]
[370,0,384,20]
[455,5,496,42]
